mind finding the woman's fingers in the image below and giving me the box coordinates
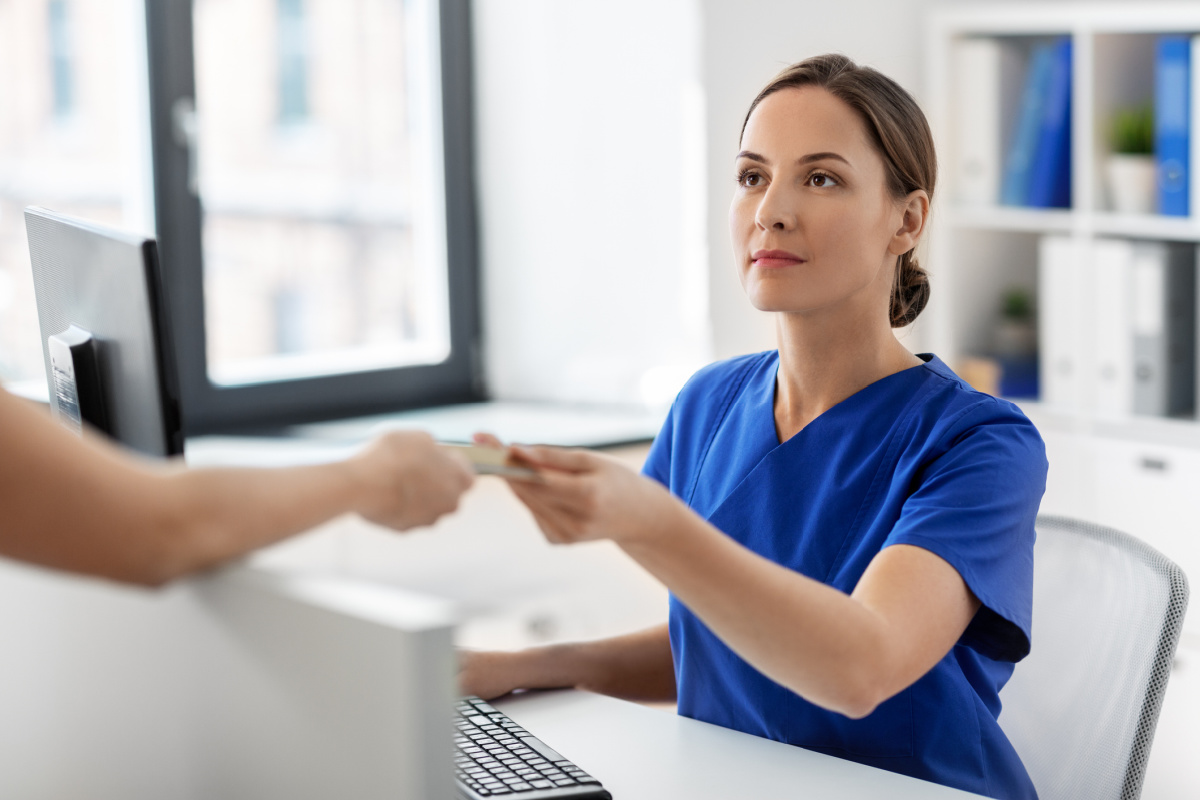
[509,472,596,521]
[508,482,592,543]
[510,444,595,474]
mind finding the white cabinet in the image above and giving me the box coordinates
[1088,437,1200,618]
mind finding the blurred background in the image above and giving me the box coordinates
[1,1,1198,798]
[0,0,944,407]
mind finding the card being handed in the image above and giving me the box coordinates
[439,443,540,479]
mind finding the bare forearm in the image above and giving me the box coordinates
[622,505,891,716]
[513,624,676,702]
[0,388,471,586]
[150,461,361,581]
[501,446,977,718]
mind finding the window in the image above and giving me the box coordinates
[0,0,154,390]
[276,0,309,125]
[146,0,481,432]
[48,0,75,119]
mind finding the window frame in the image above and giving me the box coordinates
[144,0,483,435]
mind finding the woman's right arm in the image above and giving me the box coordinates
[459,623,676,702]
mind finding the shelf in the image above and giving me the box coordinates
[1092,212,1200,241]
[945,206,1076,234]
[945,207,1200,242]
[1006,399,1200,449]
[1092,414,1200,450]
[931,4,1200,37]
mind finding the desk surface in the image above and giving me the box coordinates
[495,690,988,800]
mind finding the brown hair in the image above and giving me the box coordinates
[742,54,935,328]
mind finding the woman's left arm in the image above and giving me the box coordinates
[504,444,979,719]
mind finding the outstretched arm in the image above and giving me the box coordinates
[498,444,978,719]
[0,388,474,586]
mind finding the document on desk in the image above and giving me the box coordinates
[440,443,540,479]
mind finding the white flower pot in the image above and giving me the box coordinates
[1106,154,1158,214]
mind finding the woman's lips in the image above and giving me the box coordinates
[751,249,805,269]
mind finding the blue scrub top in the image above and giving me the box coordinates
[642,352,1047,800]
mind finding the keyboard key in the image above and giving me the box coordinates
[509,782,532,792]
[519,736,565,763]
[529,779,554,789]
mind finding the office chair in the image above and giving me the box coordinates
[997,515,1190,800]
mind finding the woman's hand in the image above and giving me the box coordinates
[472,434,682,549]
[348,430,475,531]
[458,649,537,700]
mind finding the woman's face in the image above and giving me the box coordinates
[730,86,910,319]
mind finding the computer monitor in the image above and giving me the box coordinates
[25,206,183,457]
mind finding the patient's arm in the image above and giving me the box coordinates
[458,623,675,702]
[0,387,473,587]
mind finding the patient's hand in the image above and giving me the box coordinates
[472,434,683,549]
[348,430,475,531]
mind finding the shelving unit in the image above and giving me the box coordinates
[925,4,1200,633]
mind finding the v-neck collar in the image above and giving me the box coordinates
[764,352,938,446]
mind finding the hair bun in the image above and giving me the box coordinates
[890,253,930,328]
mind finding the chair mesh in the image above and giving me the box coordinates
[998,515,1190,800]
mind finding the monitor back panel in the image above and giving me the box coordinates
[25,207,181,457]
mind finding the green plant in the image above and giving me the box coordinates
[1001,287,1034,322]
[1110,105,1154,155]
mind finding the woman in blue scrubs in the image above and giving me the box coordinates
[461,53,1047,800]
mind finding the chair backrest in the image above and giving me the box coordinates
[998,515,1189,800]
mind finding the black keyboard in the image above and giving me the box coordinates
[455,696,613,799]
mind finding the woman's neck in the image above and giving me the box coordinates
[772,310,922,443]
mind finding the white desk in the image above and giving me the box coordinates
[495,690,988,799]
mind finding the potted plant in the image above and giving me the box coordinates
[992,287,1038,398]
[1106,104,1156,214]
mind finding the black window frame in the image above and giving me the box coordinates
[145,0,483,435]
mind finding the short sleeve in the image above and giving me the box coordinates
[641,403,674,487]
[883,400,1047,663]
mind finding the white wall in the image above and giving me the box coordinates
[473,0,711,406]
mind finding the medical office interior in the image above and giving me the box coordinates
[0,0,1198,797]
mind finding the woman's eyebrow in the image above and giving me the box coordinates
[735,150,851,166]
[798,151,850,166]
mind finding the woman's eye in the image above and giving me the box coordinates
[808,172,838,188]
[737,170,763,187]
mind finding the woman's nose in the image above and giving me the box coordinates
[754,184,798,231]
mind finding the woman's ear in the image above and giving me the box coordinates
[888,190,930,256]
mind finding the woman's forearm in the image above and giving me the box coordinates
[504,624,676,702]
[562,624,676,701]
[620,501,934,718]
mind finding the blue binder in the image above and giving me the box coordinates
[1027,37,1072,208]
[1156,35,1191,217]
[1001,42,1055,207]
